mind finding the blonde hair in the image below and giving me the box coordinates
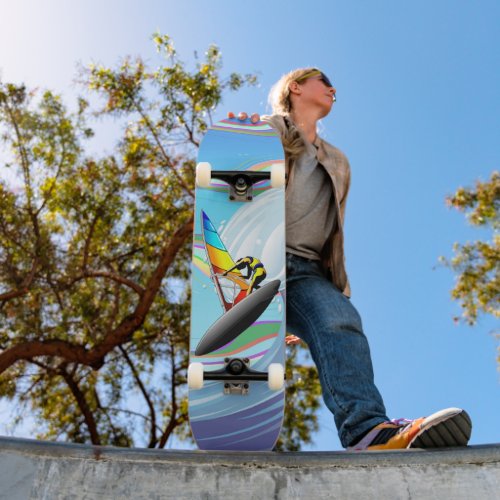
[268,67,319,115]
[268,67,320,171]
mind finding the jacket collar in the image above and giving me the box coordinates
[282,114,338,177]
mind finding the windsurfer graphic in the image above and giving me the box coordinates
[223,256,267,296]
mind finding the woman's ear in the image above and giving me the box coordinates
[288,81,301,96]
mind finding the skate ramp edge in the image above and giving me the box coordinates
[1,436,499,499]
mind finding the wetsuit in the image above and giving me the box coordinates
[224,256,267,296]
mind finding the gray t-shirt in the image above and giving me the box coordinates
[286,141,337,260]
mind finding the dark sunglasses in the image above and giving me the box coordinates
[296,70,334,89]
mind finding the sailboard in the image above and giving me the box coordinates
[195,210,279,356]
[201,209,249,311]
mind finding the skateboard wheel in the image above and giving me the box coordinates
[268,363,285,391]
[188,362,204,390]
[270,163,285,188]
[196,162,212,187]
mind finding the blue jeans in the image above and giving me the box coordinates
[286,253,388,448]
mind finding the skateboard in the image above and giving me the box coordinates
[188,117,286,451]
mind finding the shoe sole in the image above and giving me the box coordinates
[410,408,472,448]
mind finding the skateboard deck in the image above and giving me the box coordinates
[188,117,286,451]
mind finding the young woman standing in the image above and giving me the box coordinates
[230,68,471,450]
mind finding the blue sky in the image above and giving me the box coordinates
[0,0,498,450]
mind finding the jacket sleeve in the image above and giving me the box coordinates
[338,154,351,227]
[340,155,351,297]
[261,114,288,138]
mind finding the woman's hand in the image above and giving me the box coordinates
[227,111,260,123]
[285,335,302,346]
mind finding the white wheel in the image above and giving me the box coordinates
[270,163,285,188]
[188,362,204,390]
[196,162,212,188]
[268,363,285,391]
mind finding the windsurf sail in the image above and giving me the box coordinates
[201,210,249,311]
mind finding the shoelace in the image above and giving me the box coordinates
[388,417,422,435]
[390,418,415,426]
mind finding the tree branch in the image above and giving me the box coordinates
[183,120,200,148]
[0,257,38,302]
[2,97,42,250]
[0,217,32,256]
[58,366,101,445]
[119,345,157,447]
[158,342,179,448]
[82,208,102,271]
[0,217,193,374]
[130,93,194,198]
[35,143,67,216]
[83,270,145,296]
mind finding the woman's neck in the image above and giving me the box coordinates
[289,109,319,143]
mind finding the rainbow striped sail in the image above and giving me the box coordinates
[201,210,249,311]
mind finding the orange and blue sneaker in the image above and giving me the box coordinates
[348,408,472,451]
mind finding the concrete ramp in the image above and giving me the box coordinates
[0,436,499,499]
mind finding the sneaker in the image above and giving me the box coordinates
[348,408,472,451]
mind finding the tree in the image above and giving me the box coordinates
[0,34,322,449]
[443,171,499,337]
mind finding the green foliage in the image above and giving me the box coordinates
[0,34,323,450]
[443,171,499,328]
[275,346,322,451]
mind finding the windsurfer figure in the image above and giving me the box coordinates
[223,256,267,296]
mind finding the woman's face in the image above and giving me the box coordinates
[293,73,336,117]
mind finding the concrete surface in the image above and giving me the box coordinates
[0,436,499,499]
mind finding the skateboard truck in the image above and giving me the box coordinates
[196,162,286,202]
[206,358,267,395]
[208,171,270,202]
[188,358,285,395]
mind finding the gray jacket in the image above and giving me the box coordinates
[263,114,352,297]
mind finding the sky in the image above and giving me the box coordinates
[0,0,498,451]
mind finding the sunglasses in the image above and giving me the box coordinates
[296,70,334,89]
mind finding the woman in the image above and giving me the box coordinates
[230,67,471,450]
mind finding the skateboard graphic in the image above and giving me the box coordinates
[188,117,286,451]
